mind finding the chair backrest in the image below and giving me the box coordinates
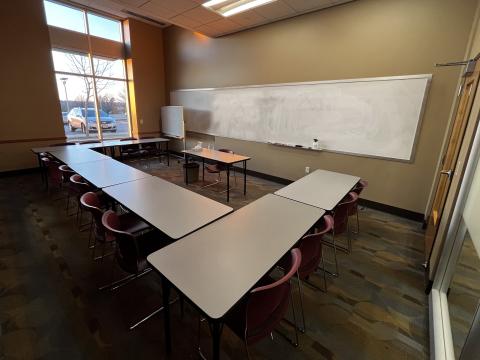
[296,215,334,280]
[80,192,105,238]
[69,174,91,195]
[219,148,234,154]
[59,165,75,182]
[353,179,368,195]
[50,142,76,146]
[42,158,62,185]
[244,248,301,344]
[333,192,358,235]
[120,137,136,141]
[102,210,141,274]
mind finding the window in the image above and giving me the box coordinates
[53,50,130,140]
[87,13,122,42]
[44,1,86,34]
[44,1,130,141]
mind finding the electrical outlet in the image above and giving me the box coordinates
[305,166,310,174]
[140,118,144,125]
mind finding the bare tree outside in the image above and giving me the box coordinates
[66,54,114,136]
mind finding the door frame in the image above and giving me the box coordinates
[427,57,480,282]
[430,113,480,359]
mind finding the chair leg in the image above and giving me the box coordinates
[289,289,299,347]
[129,297,179,330]
[297,275,306,333]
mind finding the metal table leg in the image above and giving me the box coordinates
[166,142,170,166]
[210,320,223,360]
[243,160,247,196]
[226,164,230,202]
[162,276,172,355]
[185,155,189,185]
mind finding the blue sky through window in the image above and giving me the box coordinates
[44,1,122,42]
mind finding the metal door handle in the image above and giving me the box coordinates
[440,169,453,178]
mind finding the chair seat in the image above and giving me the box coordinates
[119,213,150,234]
[205,164,223,173]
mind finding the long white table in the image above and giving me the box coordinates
[68,158,151,188]
[103,176,233,240]
[275,169,360,211]
[147,194,325,359]
[49,147,110,165]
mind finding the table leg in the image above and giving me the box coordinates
[243,161,247,196]
[210,320,223,360]
[202,158,205,181]
[185,155,189,185]
[226,164,230,202]
[162,276,172,355]
[166,142,170,166]
[37,154,44,185]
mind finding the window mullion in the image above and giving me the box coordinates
[85,12,103,142]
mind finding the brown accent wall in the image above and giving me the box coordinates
[0,0,64,171]
[164,0,479,213]
[124,19,166,138]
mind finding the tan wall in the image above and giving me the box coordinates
[164,0,479,213]
[125,19,166,138]
[0,0,64,171]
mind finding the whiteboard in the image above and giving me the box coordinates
[161,106,184,139]
[171,75,431,161]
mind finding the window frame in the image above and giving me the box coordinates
[44,0,131,141]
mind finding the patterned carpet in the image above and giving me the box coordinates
[0,156,429,359]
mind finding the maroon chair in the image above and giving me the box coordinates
[42,157,62,192]
[59,165,75,213]
[277,216,334,333]
[349,179,368,234]
[69,174,93,227]
[224,248,302,356]
[80,192,150,260]
[78,140,101,145]
[119,137,147,160]
[203,148,237,189]
[102,210,167,330]
[323,192,358,276]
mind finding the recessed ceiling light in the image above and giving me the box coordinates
[203,0,277,17]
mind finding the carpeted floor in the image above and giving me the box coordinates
[0,156,429,359]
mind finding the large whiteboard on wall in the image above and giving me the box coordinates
[171,74,431,161]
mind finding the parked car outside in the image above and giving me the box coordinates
[67,107,117,133]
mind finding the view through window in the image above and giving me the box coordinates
[44,1,130,141]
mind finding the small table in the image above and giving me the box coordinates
[147,194,324,359]
[182,148,251,202]
[103,176,233,240]
[48,147,110,165]
[68,158,151,188]
[275,169,360,211]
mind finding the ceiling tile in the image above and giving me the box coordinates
[170,14,203,29]
[139,1,177,18]
[112,0,148,7]
[254,1,296,20]
[199,18,239,33]
[182,6,223,24]
[154,0,198,13]
[229,10,266,27]
[283,0,335,12]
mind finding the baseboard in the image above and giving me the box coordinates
[0,167,39,177]
[358,198,424,222]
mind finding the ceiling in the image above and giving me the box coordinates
[73,0,354,37]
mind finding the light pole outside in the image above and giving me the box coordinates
[60,77,70,112]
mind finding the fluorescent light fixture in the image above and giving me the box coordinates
[222,0,277,17]
[202,0,229,7]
